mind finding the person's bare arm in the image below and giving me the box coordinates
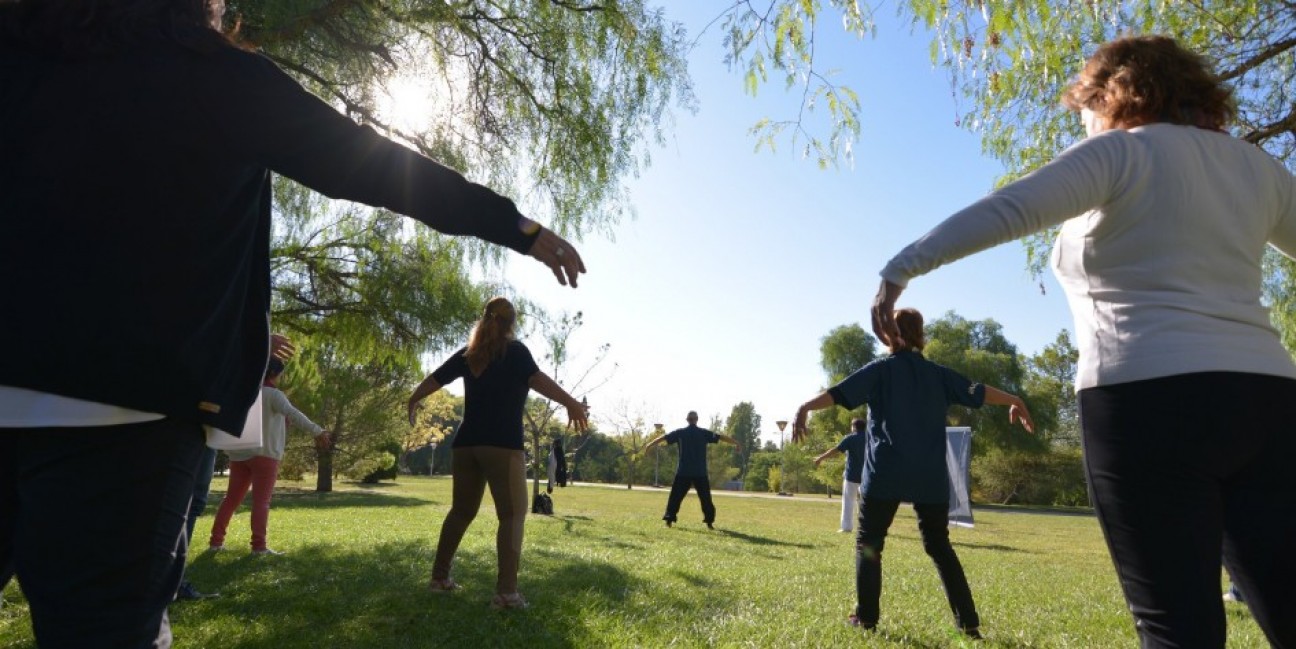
[983,385,1035,433]
[716,433,742,454]
[814,448,841,467]
[407,375,443,427]
[792,392,835,442]
[528,372,589,432]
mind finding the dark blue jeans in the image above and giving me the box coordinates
[855,498,979,630]
[1080,372,1296,649]
[185,446,218,545]
[0,419,206,648]
[663,474,716,524]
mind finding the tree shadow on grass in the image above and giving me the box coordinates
[205,489,427,511]
[172,540,646,649]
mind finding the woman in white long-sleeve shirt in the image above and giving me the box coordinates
[209,358,330,555]
[871,36,1296,648]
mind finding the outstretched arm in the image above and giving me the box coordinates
[792,392,835,442]
[644,435,668,451]
[983,386,1035,433]
[716,433,742,454]
[407,375,443,427]
[813,448,841,467]
[528,372,590,432]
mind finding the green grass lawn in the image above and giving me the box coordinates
[1,476,1265,648]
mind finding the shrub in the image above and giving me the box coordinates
[972,447,1088,507]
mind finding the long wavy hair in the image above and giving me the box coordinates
[465,297,517,376]
[0,0,231,57]
[1063,35,1235,131]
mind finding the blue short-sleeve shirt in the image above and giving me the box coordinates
[827,350,985,503]
[665,425,719,478]
[432,340,540,450]
[835,431,868,483]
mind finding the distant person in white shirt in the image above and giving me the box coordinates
[872,35,1296,648]
[208,358,330,555]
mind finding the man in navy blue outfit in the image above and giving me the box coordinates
[644,412,740,529]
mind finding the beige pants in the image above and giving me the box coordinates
[431,446,528,593]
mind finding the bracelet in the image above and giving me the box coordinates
[519,217,542,236]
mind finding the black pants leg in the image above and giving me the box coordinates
[914,502,980,630]
[1080,372,1296,649]
[663,474,692,522]
[854,497,901,626]
[693,476,716,524]
[0,419,206,649]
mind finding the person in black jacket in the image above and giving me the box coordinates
[0,1,585,646]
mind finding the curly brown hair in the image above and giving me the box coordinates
[1062,35,1235,131]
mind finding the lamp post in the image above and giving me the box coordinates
[775,420,789,496]
[653,422,664,487]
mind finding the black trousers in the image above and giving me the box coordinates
[1080,372,1296,649]
[855,498,979,630]
[0,419,206,648]
[663,474,716,524]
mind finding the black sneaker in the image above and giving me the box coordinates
[706,522,715,530]
[174,581,219,601]
[961,627,983,640]
[664,519,673,528]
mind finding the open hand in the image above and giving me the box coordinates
[527,226,586,288]
[270,333,296,361]
[1010,402,1035,434]
[791,407,809,443]
[870,280,904,349]
[566,400,590,432]
[407,399,421,427]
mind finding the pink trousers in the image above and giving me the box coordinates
[208,455,279,551]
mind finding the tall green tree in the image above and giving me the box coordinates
[235,0,693,236]
[278,343,413,491]
[237,2,689,472]
[723,401,761,478]
[819,323,879,384]
[1024,330,1080,447]
[923,311,1049,453]
[800,323,877,458]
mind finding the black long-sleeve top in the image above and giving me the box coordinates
[0,37,538,433]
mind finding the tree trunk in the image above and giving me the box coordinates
[316,448,334,492]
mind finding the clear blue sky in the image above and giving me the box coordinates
[482,3,1076,446]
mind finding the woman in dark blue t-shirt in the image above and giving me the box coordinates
[792,308,1033,637]
[408,297,588,610]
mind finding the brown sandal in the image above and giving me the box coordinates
[490,592,529,610]
[428,578,460,593]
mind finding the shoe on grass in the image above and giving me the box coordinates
[174,581,219,601]
[846,614,876,631]
[428,578,460,593]
[490,592,529,610]
[251,548,284,556]
[207,544,224,552]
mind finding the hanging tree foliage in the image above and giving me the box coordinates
[723,1,1296,346]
